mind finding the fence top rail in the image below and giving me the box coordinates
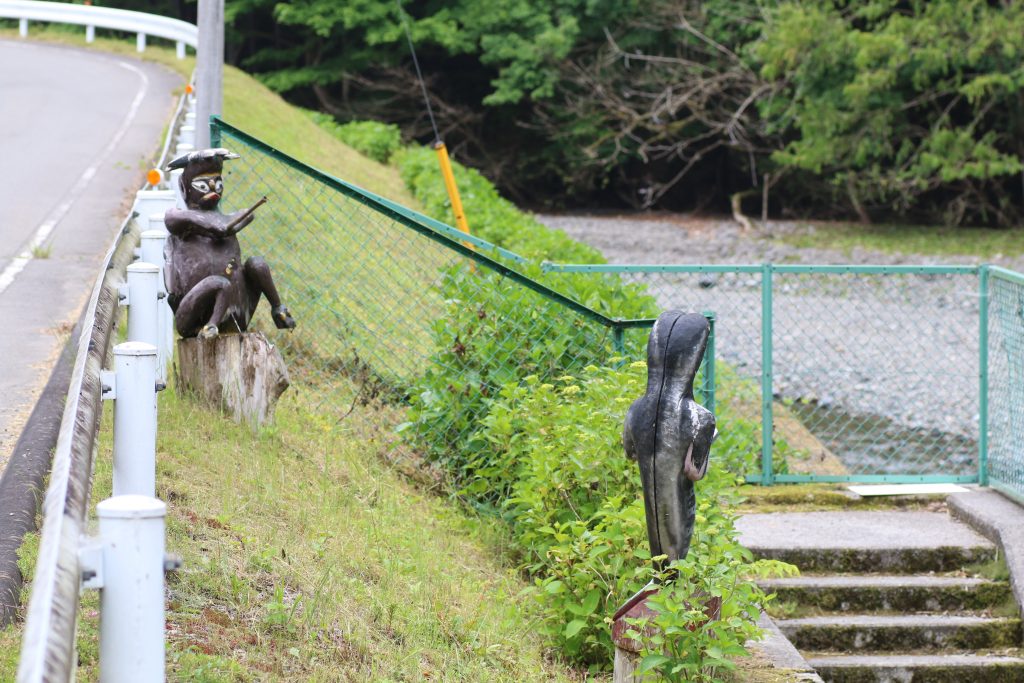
[989,265,1024,286]
[0,0,198,45]
[543,262,981,275]
[211,116,634,330]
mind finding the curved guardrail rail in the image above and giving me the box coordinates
[0,0,196,56]
[16,82,191,683]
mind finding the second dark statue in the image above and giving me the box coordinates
[623,310,717,570]
[163,148,296,339]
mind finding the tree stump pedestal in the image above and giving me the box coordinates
[176,332,289,426]
[610,584,723,682]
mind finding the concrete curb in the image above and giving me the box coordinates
[749,613,825,682]
[948,489,1024,618]
[0,318,80,625]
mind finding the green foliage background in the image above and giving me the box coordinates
[210,0,1024,226]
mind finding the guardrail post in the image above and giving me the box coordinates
[176,40,185,59]
[86,25,95,43]
[133,189,175,221]
[106,343,158,497]
[140,232,171,380]
[96,495,166,682]
[126,263,161,355]
[178,125,196,147]
[136,32,146,53]
[169,169,185,208]
[19,18,27,37]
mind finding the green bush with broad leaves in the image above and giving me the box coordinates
[306,112,403,164]
[469,365,796,672]
[394,146,602,263]
[401,263,656,473]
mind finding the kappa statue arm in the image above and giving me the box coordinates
[164,197,267,239]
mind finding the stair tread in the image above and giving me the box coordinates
[808,653,1024,666]
[760,575,1001,588]
[780,614,1019,627]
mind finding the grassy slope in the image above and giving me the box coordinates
[0,34,581,682]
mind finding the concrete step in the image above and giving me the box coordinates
[738,511,996,573]
[760,574,1012,613]
[779,614,1021,652]
[807,653,1024,683]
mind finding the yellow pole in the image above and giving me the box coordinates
[433,141,474,248]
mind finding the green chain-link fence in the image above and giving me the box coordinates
[544,264,989,484]
[987,267,1024,503]
[210,117,1024,491]
[208,119,717,477]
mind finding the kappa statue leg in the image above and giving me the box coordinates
[243,256,296,329]
[174,275,232,339]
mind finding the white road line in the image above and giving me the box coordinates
[0,59,150,296]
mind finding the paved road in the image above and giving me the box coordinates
[0,39,182,464]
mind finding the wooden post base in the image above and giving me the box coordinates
[613,646,641,683]
[176,332,289,426]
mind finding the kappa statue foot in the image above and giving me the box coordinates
[198,323,219,340]
[272,305,296,330]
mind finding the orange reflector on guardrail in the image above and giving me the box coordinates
[146,169,163,186]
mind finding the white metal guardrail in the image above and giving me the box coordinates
[0,0,196,58]
[17,77,194,682]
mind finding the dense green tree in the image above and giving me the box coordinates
[757,0,1024,225]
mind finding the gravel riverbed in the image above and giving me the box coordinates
[536,214,1015,453]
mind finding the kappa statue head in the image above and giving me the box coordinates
[167,148,240,211]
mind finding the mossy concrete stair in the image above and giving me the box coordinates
[738,505,1024,682]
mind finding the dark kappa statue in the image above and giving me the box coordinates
[163,148,296,339]
[623,310,717,570]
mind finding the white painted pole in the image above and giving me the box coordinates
[136,32,146,53]
[147,216,176,355]
[97,495,166,683]
[176,41,185,60]
[86,25,95,43]
[133,189,175,221]
[18,18,27,37]
[140,232,170,381]
[195,0,224,149]
[170,169,186,208]
[111,343,158,498]
[178,125,196,147]
[127,263,160,352]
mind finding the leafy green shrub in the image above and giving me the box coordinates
[402,264,656,472]
[465,365,794,668]
[305,112,402,163]
[394,146,602,263]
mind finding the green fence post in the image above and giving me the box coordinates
[703,310,716,414]
[761,264,774,485]
[979,265,990,486]
[613,326,625,355]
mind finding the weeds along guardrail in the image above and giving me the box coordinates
[16,85,194,683]
[0,0,196,58]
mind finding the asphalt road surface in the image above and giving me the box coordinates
[0,39,182,465]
